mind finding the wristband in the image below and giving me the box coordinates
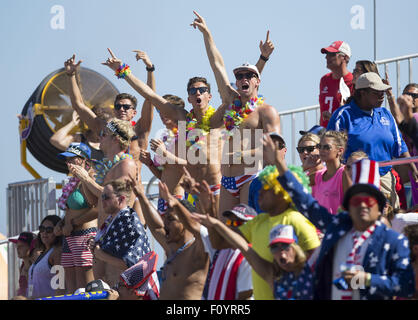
[260,55,269,62]
[115,63,131,79]
[146,64,155,72]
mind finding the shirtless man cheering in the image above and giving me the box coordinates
[190,11,281,214]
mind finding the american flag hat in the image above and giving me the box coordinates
[222,204,256,221]
[120,251,158,295]
[342,159,387,212]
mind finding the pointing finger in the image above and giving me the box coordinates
[265,30,270,42]
[107,48,116,59]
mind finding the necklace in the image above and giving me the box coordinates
[161,237,195,282]
[186,106,215,150]
[93,153,133,185]
[58,176,80,210]
[223,95,264,133]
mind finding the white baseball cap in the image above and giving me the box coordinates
[269,225,298,247]
[233,63,261,79]
[321,40,351,58]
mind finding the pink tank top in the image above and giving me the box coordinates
[312,165,345,215]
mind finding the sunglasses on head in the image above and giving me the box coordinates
[318,144,332,151]
[405,92,418,99]
[296,145,318,154]
[270,242,291,253]
[349,195,378,208]
[235,72,257,81]
[225,219,244,227]
[188,87,209,95]
[114,104,133,111]
[39,226,54,234]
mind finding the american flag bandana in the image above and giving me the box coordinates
[99,207,151,268]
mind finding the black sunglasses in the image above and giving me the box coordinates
[405,92,418,99]
[114,104,133,111]
[188,87,209,95]
[318,144,332,151]
[296,145,318,154]
[101,193,112,201]
[235,72,257,81]
[39,226,54,234]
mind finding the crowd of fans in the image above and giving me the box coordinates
[9,11,418,300]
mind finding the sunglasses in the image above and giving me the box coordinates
[318,144,332,151]
[101,193,112,201]
[405,92,418,99]
[296,145,318,154]
[349,195,378,208]
[225,219,244,227]
[188,87,209,95]
[270,242,291,253]
[114,104,134,111]
[235,72,257,81]
[39,226,54,234]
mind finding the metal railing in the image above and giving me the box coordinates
[278,53,418,165]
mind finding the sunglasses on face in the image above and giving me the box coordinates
[405,92,418,99]
[188,87,209,95]
[296,145,318,154]
[114,104,133,111]
[225,219,244,227]
[101,193,112,201]
[318,144,332,151]
[270,242,291,253]
[235,72,257,81]
[39,226,54,234]
[349,195,378,208]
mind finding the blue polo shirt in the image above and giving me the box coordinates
[327,99,407,176]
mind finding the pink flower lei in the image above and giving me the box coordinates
[58,176,80,210]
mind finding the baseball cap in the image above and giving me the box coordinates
[9,232,36,248]
[223,204,257,221]
[85,279,111,293]
[355,72,392,91]
[299,125,326,136]
[269,132,286,146]
[233,63,261,79]
[57,142,91,160]
[269,225,299,247]
[321,41,351,58]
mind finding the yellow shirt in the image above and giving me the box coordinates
[239,207,320,300]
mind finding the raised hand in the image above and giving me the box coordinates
[102,48,123,72]
[71,110,80,125]
[190,10,209,34]
[150,139,166,155]
[64,54,82,76]
[158,181,177,208]
[195,180,217,217]
[262,134,287,174]
[139,150,153,167]
[127,173,145,197]
[132,50,153,68]
[302,153,321,171]
[259,31,274,59]
[68,163,90,182]
[397,94,414,121]
[190,212,218,228]
[180,167,200,195]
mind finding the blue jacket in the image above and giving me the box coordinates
[278,170,415,300]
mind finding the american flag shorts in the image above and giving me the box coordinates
[61,228,97,268]
[221,173,259,198]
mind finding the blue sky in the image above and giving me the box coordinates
[1,0,418,236]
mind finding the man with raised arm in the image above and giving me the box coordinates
[190,11,280,214]
[64,51,155,179]
[130,176,209,300]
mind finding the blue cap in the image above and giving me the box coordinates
[299,125,326,136]
[57,142,91,160]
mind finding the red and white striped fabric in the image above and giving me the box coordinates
[341,223,377,300]
[221,174,258,198]
[61,230,96,268]
[207,249,245,300]
[352,159,380,190]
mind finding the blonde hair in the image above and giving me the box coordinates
[106,118,135,150]
[298,133,320,147]
[104,178,132,203]
[273,242,307,279]
[320,130,347,160]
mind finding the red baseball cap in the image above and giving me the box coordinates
[321,41,351,58]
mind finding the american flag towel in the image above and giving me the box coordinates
[99,207,151,268]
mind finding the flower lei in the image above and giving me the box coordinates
[94,153,133,185]
[186,105,215,150]
[223,95,264,133]
[58,176,80,210]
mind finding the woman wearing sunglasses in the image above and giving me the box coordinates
[297,133,324,182]
[27,215,63,299]
[195,214,313,300]
[311,131,350,215]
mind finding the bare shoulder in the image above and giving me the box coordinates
[259,102,277,115]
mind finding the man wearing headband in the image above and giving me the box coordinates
[268,134,415,300]
[190,11,281,216]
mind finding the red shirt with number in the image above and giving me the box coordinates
[319,72,354,127]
